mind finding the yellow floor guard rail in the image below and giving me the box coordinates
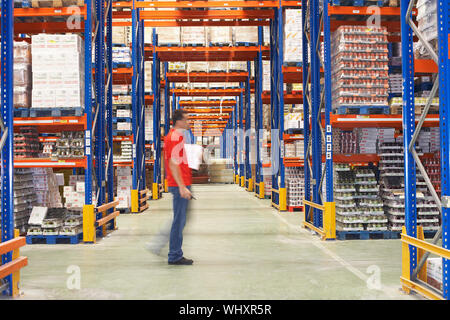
[84,200,120,243]
[302,199,336,240]
[401,226,450,300]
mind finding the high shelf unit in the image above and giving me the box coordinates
[10,1,119,244]
[302,2,441,241]
[398,0,450,301]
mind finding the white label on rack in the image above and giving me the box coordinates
[86,147,91,155]
[133,144,136,159]
[280,141,284,158]
[353,10,360,13]
[327,144,332,151]
[326,151,331,160]
[326,125,331,133]
[326,135,332,143]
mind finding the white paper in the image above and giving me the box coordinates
[28,206,48,226]
[184,144,203,170]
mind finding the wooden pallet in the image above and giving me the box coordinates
[31,0,83,7]
[336,230,391,240]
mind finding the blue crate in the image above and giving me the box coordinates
[336,230,391,240]
[235,42,258,47]
[14,108,30,118]
[26,233,83,245]
[30,107,84,118]
[283,62,303,67]
[14,0,31,8]
[113,62,132,69]
[335,105,390,115]
[113,117,132,123]
[113,130,132,136]
[331,0,384,6]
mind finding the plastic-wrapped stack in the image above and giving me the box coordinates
[209,62,228,73]
[286,167,304,208]
[182,27,206,46]
[14,41,31,109]
[229,62,247,72]
[145,107,153,141]
[31,34,85,110]
[65,175,87,211]
[208,27,233,46]
[112,45,131,66]
[284,9,302,64]
[145,61,152,93]
[53,131,84,159]
[378,139,440,232]
[14,168,38,233]
[415,0,437,59]
[334,164,361,231]
[331,26,389,113]
[388,73,402,96]
[233,27,258,45]
[188,62,209,73]
[117,167,132,209]
[14,127,39,158]
[156,27,181,46]
[32,168,63,208]
[112,26,130,46]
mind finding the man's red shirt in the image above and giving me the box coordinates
[164,128,192,187]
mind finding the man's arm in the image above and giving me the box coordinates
[169,158,192,199]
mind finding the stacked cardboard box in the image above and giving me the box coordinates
[182,27,206,46]
[64,175,87,211]
[208,27,233,46]
[426,257,442,291]
[156,27,181,46]
[112,46,132,65]
[284,9,302,63]
[145,107,153,141]
[233,27,258,45]
[112,26,130,46]
[286,167,304,207]
[31,34,84,109]
[14,126,39,158]
[13,41,31,108]
[117,167,132,209]
[208,159,234,183]
[145,61,152,93]
[32,168,63,208]
[14,168,38,233]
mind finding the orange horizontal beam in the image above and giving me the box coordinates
[0,257,28,281]
[14,22,84,34]
[143,20,270,27]
[0,237,26,256]
[172,88,243,96]
[330,114,439,129]
[415,59,438,74]
[190,115,231,120]
[328,5,409,16]
[262,92,303,104]
[154,46,269,62]
[191,120,228,124]
[113,136,133,142]
[139,9,273,19]
[333,154,380,164]
[183,108,233,113]
[14,6,87,18]
[167,72,248,83]
[14,157,87,168]
[96,200,120,214]
[14,115,87,133]
[179,100,236,107]
[136,1,300,8]
[96,211,120,227]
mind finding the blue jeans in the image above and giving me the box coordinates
[168,186,191,263]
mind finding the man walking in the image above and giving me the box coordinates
[164,109,194,265]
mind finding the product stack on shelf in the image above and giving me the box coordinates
[116,166,132,210]
[331,26,389,114]
[286,167,304,209]
[423,152,441,196]
[112,26,130,46]
[53,131,84,159]
[208,159,234,184]
[334,164,361,232]
[156,27,181,46]
[182,27,206,46]
[112,45,132,67]
[113,93,132,135]
[233,26,258,46]
[13,41,31,110]
[65,175,87,211]
[13,168,38,233]
[145,62,152,93]
[415,0,437,59]
[31,34,84,111]
[32,168,63,208]
[378,139,440,233]
[283,9,302,65]
[14,127,39,158]
[208,27,233,46]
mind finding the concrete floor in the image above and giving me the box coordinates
[17,184,420,300]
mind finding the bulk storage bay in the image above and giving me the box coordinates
[0,0,446,301]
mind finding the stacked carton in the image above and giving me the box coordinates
[31,34,85,109]
[182,27,206,46]
[156,27,181,46]
[117,167,132,209]
[112,46,132,66]
[145,61,152,93]
[208,27,233,46]
[286,167,304,208]
[64,175,88,211]
[14,168,38,233]
[112,26,130,46]
[13,41,31,108]
[233,27,258,45]
[32,168,63,208]
[208,159,234,183]
[284,9,302,63]
[263,61,271,91]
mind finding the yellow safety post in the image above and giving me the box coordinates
[248,178,253,192]
[83,204,95,243]
[240,176,245,187]
[164,179,168,193]
[235,175,239,184]
[152,183,159,200]
[279,188,287,211]
[131,189,139,212]
[11,229,20,297]
[323,202,336,240]
[259,182,264,199]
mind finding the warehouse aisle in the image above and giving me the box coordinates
[20,185,419,300]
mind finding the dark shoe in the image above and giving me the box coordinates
[168,257,194,265]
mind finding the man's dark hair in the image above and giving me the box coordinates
[172,109,188,127]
